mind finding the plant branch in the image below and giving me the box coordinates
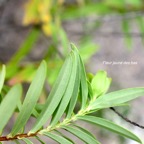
[0,108,88,142]
[0,132,38,141]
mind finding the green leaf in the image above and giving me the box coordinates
[122,20,132,49]
[10,61,47,136]
[136,17,144,44]
[23,138,33,144]
[90,87,144,110]
[43,132,73,144]
[14,140,21,144]
[50,49,80,126]
[72,124,96,139]
[91,70,111,99]
[0,65,6,94]
[62,126,100,144]
[29,52,73,134]
[79,53,88,109]
[59,28,69,55]
[35,136,45,144]
[54,130,74,144]
[0,84,22,134]
[66,47,80,118]
[6,28,40,78]
[79,41,99,62]
[78,115,142,143]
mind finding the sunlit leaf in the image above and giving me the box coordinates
[91,71,111,99]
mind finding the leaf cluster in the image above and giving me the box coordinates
[0,44,144,144]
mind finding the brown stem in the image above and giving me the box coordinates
[0,132,38,141]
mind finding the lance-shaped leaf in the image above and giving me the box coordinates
[23,138,33,144]
[0,84,22,134]
[10,61,47,136]
[0,65,6,94]
[50,49,80,126]
[29,52,73,134]
[78,115,142,144]
[62,126,100,144]
[90,88,144,110]
[79,55,89,109]
[43,132,73,144]
[91,70,111,99]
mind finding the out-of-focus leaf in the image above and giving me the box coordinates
[6,28,40,79]
[122,20,132,49]
[136,17,144,44]
[62,3,110,20]
[79,41,99,62]
[8,64,36,85]
[59,28,69,55]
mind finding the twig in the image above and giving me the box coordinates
[110,107,144,129]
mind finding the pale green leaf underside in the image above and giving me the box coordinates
[23,138,33,144]
[66,48,80,118]
[0,84,22,134]
[43,132,73,144]
[30,52,73,133]
[90,88,144,109]
[78,115,142,144]
[62,125,100,144]
[50,49,80,126]
[10,61,47,136]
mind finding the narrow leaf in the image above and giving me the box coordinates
[78,115,142,143]
[29,53,73,134]
[66,47,80,118]
[23,138,33,144]
[43,132,73,144]
[50,49,79,126]
[0,84,22,134]
[122,20,132,48]
[35,136,45,144]
[62,126,100,144]
[54,130,75,144]
[0,65,6,93]
[10,61,47,136]
[72,124,96,139]
[79,55,88,109]
[90,88,144,110]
